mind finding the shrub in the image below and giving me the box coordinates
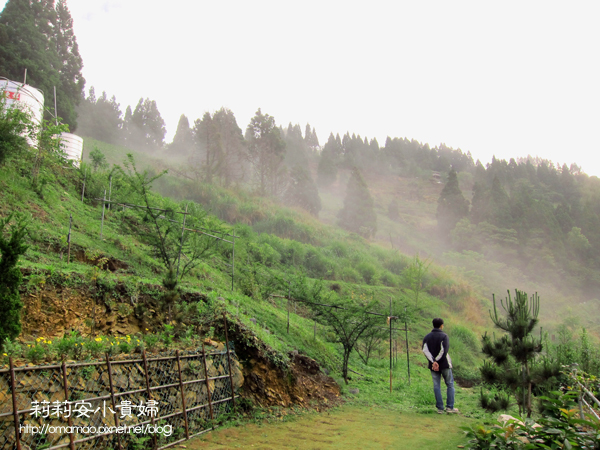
[0,214,28,349]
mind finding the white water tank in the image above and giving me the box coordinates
[0,78,45,145]
[59,132,84,167]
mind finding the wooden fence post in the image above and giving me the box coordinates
[175,351,190,439]
[105,354,122,450]
[61,361,75,450]
[201,344,215,428]
[222,313,236,410]
[141,350,157,450]
[9,357,22,450]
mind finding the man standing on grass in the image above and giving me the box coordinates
[422,318,458,414]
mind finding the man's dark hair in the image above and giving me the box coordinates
[432,318,444,328]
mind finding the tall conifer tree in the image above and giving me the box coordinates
[0,0,84,130]
[436,168,469,237]
[245,108,286,196]
[169,114,194,156]
[337,166,377,238]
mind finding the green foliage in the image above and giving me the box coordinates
[480,289,546,417]
[89,146,108,171]
[0,0,84,129]
[548,325,600,376]
[402,254,431,308]
[0,94,34,165]
[188,108,247,187]
[355,322,387,365]
[317,135,339,187]
[76,87,123,144]
[123,98,166,152]
[463,389,600,449]
[308,291,381,384]
[479,388,510,412]
[245,108,286,196]
[0,214,28,349]
[337,166,377,238]
[169,114,194,156]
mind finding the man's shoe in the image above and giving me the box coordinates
[436,409,445,414]
[445,407,459,413]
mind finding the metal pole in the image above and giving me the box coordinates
[314,319,316,341]
[389,298,393,393]
[107,174,113,211]
[81,171,86,202]
[175,351,190,439]
[222,313,236,410]
[67,213,72,264]
[287,281,291,334]
[9,357,22,450]
[176,203,188,279]
[23,68,27,85]
[231,231,235,291]
[405,306,410,386]
[100,189,106,239]
[53,86,58,126]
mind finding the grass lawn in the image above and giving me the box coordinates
[188,405,471,449]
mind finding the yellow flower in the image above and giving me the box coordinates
[3,353,7,356]
[47,341,52,344]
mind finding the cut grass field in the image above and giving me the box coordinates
[189,405,472,449]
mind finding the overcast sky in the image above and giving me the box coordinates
[3,1,599,175]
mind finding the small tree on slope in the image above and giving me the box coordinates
[0,214,28,349]
[480,289,547,418]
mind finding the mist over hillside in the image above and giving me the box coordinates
[75,91,600,339]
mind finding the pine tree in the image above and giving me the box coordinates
[337,166,377,238]
[0,0,84,130]
[489,176,512,228]
[124,98,166,152]
[436,168,469,237]
[317,133,340,187]
[76,88,123,144]
[192,112,221,183]
[470,181,489,224]
[121,105,133,145]
[169,114,194,156]
[283,123,309,170]
[245,108,286,196]
[480,289,546,418]
[54,0,84,129]
[304,123,320,152]
[212,107,247,187]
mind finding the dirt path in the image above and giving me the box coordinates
[188,405,469,449]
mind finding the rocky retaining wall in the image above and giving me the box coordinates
[0,345,243,450]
